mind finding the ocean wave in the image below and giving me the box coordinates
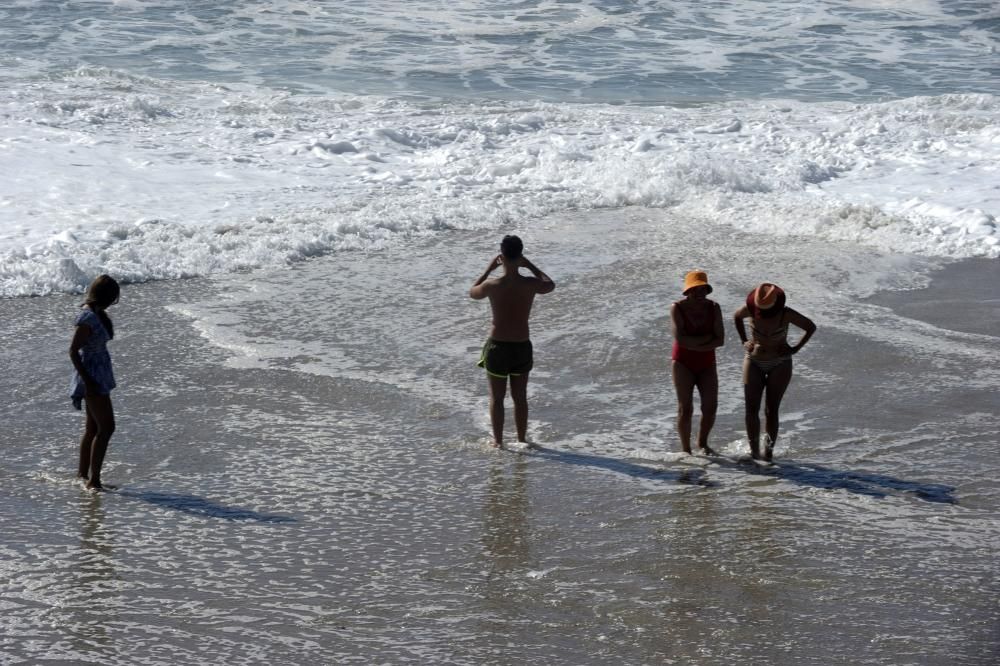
[1,70,998,296]
[3,0,998,102]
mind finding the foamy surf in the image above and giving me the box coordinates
[2,71,998,296]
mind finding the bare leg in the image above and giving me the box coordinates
[82,394,115,489]
[509,373,530,443]
[694,368,719,454]
[672,361,696,454]
[78,408,98,479]
[743,357,766,459]
[762,360,793,461]
[487,375,508,448]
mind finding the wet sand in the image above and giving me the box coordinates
[866,257,1000,337]
[2,210,998,665]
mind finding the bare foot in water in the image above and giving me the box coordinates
[763,436,775,462]
[505,441,536,454]
[86,480,104,491]
[697,446,717,456]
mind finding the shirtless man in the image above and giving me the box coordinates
[470,235,555,448]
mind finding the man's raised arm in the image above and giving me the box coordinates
[519,257,555,294]
[470,254,502,299]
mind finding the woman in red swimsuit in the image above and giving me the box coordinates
[670,271,725,455]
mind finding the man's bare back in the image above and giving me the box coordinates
[469,236,555,447]
[475,261,553,341]
[470,255,554,336]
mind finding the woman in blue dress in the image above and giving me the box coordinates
[69,275,120,490]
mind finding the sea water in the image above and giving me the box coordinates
[1,2,999,664]
[1,1,999,296]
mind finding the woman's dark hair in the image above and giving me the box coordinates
[500,235,523,259]
[83,274,120,339]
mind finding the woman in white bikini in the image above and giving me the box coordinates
[733,283,816,461]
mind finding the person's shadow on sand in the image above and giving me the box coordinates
[525,445,715,488]
[524,446,954,503]
[114,488,297,523]
[708,457,956,504]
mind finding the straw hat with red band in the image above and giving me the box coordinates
[747,283,785,315]
[683,270,712,295]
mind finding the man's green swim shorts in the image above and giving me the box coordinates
[477,338,533,378]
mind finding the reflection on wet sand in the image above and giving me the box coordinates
[478,457,534,629]
[483,458,531,573]
[71,493,116,654]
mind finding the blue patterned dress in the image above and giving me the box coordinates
[70,309,116,410]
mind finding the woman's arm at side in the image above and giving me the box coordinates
[786,308,816,353]
[733,304,754,352]
[710,301,725,349]
[69,324,97,391]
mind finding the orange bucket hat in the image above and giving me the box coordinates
[683,270,712,294]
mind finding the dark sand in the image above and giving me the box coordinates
[867,258,1000,337]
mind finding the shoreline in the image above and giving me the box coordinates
[2,211,998,665]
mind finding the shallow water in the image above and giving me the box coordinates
[3,210,998,664]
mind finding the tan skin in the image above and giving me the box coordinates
[670,286,725,455]
[470,253,555,448]
[69,306,116,490]
[733,303,816,461]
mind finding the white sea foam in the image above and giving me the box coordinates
[2,0,998,296]
[1,68,998,296]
